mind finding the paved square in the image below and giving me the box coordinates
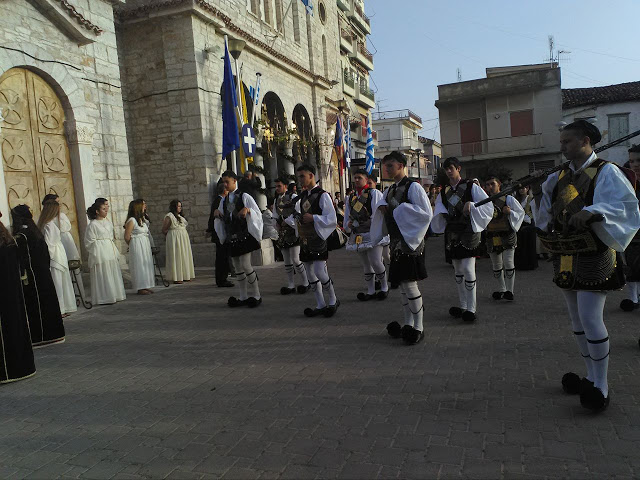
[1,236,640,479]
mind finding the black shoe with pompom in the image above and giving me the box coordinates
[580,385,610,412]
[620,299,638,312]
[280,287,296,295]
[297,284,310,294]
[386,321,402,338]
[449,306,463,318]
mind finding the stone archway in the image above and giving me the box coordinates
[260,91,290,196]
[292,104,313,164]
[0,67,80,244]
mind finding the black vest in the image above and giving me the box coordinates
[222,190,248,239]
[442,180,474,233]
[487,197,512,235]
[348,188,374,234]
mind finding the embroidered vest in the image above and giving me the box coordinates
[297,186,325,243]
[442,180,473,233]
[348,189,373,234]
[384,177,424,255]
[486,197,511,234]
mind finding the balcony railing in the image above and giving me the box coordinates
[341,28,352,41]
[343,69,355,88]
[372,109,422,125]
[359,82,374,100]
[354,3,370,27]
[357,41,373,63]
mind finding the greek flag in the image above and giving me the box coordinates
[300,0,313,15]
[365,115,375,174]
[345,119,352,169]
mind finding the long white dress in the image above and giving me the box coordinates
[43,221,77,314]
[127,217,155,291]
[85,218,126,304]
[54,212,80,261]
[164,213,195,282]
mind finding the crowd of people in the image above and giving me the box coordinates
[3,120,640,415]
[0,196,196,384]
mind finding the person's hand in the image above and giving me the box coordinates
[502,205,511,215]
[239,207,250,219]
[463,201,473,216]
[302,213,314,224]
[568,210,594,231]
[213,209,222,219]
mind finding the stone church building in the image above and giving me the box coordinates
[0,0,373,264]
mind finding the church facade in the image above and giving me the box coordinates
[1,0,374,263]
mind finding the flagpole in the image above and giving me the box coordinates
[249,72,261,127]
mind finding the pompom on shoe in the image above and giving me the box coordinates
[280,287,296,295]
[492,291,504,300]
[503,291,514,301]
[228,296,247,308]
[376,290,389,300]
[449,306,463,318]
[620,299,639,312]
[297,284,311,294]
[386,321,402,338]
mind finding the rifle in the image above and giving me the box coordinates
[474,127,640,207]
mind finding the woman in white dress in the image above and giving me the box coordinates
[37,200,77,316]
[85,198,126,305]
[124,199,155,295]
[162,199,195,284]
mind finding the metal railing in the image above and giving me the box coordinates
[343,69,355,88]
[372,109,423,124]
[357,41,373,62]
[354,3,370,26]
[359,82,375,101]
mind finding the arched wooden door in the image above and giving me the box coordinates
[0,68,79,244]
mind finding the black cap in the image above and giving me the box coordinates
[563,120,602,145]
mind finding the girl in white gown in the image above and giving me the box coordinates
[124,199,155,295]
[162,199,195,284]
[37,201,77,316]
[85,198,126,305]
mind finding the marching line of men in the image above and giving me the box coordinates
[210,120,640,413]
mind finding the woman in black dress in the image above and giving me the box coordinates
[0,213,36,383]
[514,186,538,270]
[11,205,65,347]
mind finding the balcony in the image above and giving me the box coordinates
[340,28,353,53]
[372,109,422,129]
[350,41,374,71]
[343,69,355,97]
[349,2,371,34]
[337,0,350,12]
[355,81,375,109]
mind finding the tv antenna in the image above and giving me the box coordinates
[456,68,462,82]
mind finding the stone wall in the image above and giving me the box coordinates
[0,0,133,252]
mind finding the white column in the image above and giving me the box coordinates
[284,140,295,177]
[253,131,267,210]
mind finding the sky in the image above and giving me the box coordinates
[365,0,640,142]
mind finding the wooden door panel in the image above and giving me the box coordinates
[31,73,65,135]
[5,173,40,216]
[0,69,29,131]
[1,133,35,173]
[39,136,69,174]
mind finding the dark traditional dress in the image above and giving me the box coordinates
[514,195,539,270]
[14,230,65,347]
[0,241,36,383]
[273,192,300,249]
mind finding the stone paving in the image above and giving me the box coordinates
[2,235,640,479]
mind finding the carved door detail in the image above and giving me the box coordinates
[0,68,79,245]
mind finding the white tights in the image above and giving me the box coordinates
[561,290,610,397]
[452,257,476,313]
[358,245,388,294]
[282,246,309,288]
[231,253,260,300]
[400,281,423,332]
[304,260,337,309]
[626,281,639,302]
[489,249,515,293]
